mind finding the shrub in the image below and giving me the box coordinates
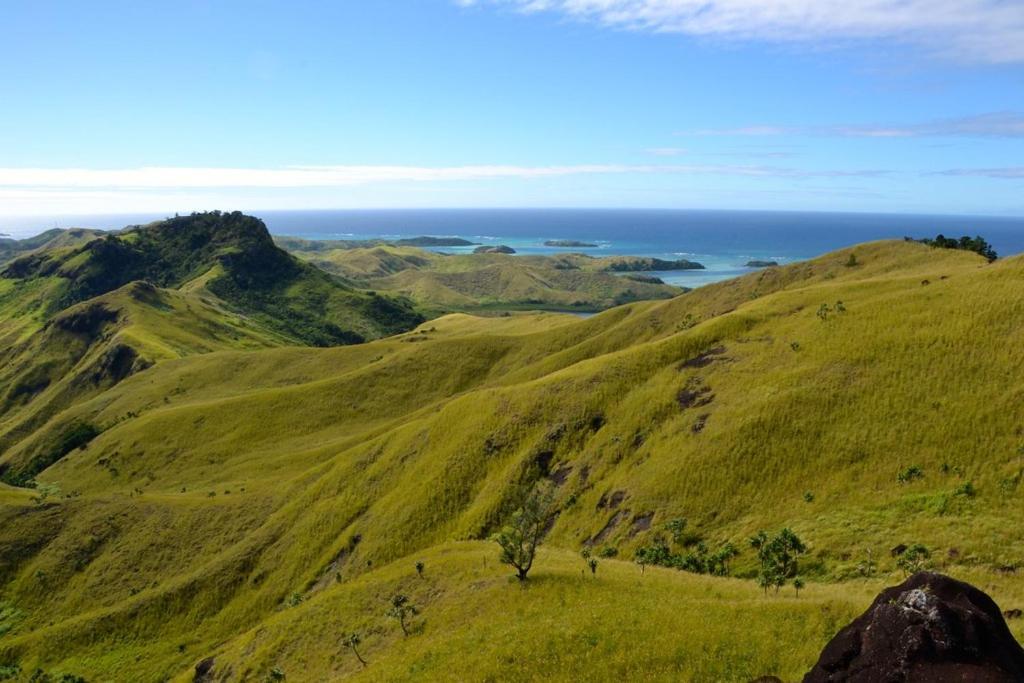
[896,544,931,575]
[897,465,924,484]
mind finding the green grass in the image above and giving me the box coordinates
[2,238,1024,680]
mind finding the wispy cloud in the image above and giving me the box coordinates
[458,0,1024,64]
[930,167,1024,179]
[646,147,688,157]
[0,163,887,190]
[692,112,1024,138]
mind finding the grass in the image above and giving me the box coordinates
[279,242,686,313]
[2,238,1024,680]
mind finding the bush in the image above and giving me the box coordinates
[896,544,931,574]
[897,465,924,484]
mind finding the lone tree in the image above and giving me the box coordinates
[386,594,418,636]
[794,576,805,598]
[750,528,807,595]
[342,632,367,667]
[415,561,425,578]
[492,482,557,581]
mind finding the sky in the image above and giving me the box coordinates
[1,0,1023,218]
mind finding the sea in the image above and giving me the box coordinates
[4,209,1024,288]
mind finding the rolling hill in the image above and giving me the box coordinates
[276,238,694,313]
[1,234,1023,681]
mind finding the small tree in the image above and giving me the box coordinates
[492,482,556,581]
[750,528,807,595]
[635,547,650,575]
[415,561,425,578]
[794,576,805,597]
[588,557,598,577]
[896,544,931,575]
[664,517,688,545]
[386,594,418,636]
[342,632,367,667]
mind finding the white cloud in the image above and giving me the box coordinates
[459,0,1024,64]
[0,163,891,216]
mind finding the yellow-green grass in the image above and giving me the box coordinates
[287,244,685,313]
[2,240,1024,680]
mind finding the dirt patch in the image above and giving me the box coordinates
[587,509,630,546]
[549,463,573,486]
[629,512,654,537]
[597,490,627,509]
[193,657,215,682]
[679,345,728,369]
[677,378,714,410]
[532,450,554,476]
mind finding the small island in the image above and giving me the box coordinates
[745,260,779,268]
[395,236,477,247]
[604,256,704,272]
[544,239,598,248]
[473,245,516,254]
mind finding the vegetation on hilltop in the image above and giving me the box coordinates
[911,233,998,261]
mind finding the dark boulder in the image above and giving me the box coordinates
[804,572,1024,682]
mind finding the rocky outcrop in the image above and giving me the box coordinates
[804,572,1024,682]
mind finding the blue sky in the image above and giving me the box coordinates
[1,0,1022,217]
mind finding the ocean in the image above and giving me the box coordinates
[4,208,1024,288]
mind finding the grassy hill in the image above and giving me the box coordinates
[277,239,689,313]
[0,213,424,485]
[1,237,1023,681]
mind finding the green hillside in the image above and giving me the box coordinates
[277,239,690,313]
[1,237,1023,681]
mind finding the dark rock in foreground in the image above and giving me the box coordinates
[804,572,1024,682]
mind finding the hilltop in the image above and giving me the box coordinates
[0,213,423,484]
[1,235,1023,681]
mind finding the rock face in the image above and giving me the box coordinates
[804,572,1024,682]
